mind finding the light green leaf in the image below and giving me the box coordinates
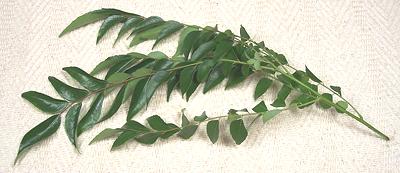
[252,101,268,113]
[318,93,333,109]
[194,111,208,122]
[227,111,241,123]
[98,86,126,123]
[153,20,184,48]
[106,72,131,84]
[15,115,61,164]
[89,128,122,145]
[90,55,133,75]
[63,67,107,91]
[97,15,126,44]
[271,85,292,107]
[206,120,219,144]
[65,103,81,149]
[77,93,104,136]
[190,40,216,61]
[305,66,322,83]
[21,91,68,114]
[335,101,348,113]
[290,94,315,109]
[262,110,281,123]
[114,16,143,45]
[230,119,247,145]
[254,78,273,99]
[178,125,198,139]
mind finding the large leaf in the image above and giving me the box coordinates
[48,76,89,101]
[206,120,219,144]
[106,72,131,84]
[59,8,136,37]
[114,16,143,45]
[77,93,104,136]
[97,15,127,44]
[98,86,126,123]
[123,68,153,102]
[63,67,107,91]
[182,31,201,59]
[254,78,273,99]
[129,16,164,35]
[90,54,133,75]
[271,85,292,107]
[129,24,166,47]
[64,103,81,148]
[153,20,184,48]
[127,71,169,120]
[230,119,247,145]
[21,91,68,114]
[203,65,224,93]
[15,114,61,164]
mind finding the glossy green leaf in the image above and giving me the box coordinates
[230,119,247,145]
[252,101,268,113]
[97,15,126,44]
[225,65,247,89]
[59,8,136,37]
[129,16,164,35]
[147,115,170,131]
[206,120,219,144]
[335,101,348,113]
[123,68,152,102]
[127,71,169,120]
[172,27,198,60]
[48,76,89,102]
[105,58,138,79]
[194,112,208,122]
[166,73,179,101]
[240,25,250,40]
[114,16,143,45]
[191,40,216,61]
[129,24,166,47]
[21,91,68,114]
[127,79,147,120]
[64,103,81,148]
[63,67,107,91]
[178,125,198,139]
[98,86,126,123]
[203,65,224,93]
[90,55,133,75]
[196,60,217,82]
[305,66,322,83]
[330,85,342,96]
[15,114,61,164]
[77,93,104,136]
[180,66,196,94]
[254,78,273,99]
[319,93,333,109]
[271,85,292,107]
[112,131,139,149]
[182,31,201,58]
[135,132,160,144]
[89,128,122,145]
[153,21,184,48]
[106,72,131,84]
[262,110,281,123]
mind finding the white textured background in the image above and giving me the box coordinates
[1,0,399,172]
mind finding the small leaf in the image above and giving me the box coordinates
[59,8,136,37]
[254,78,273,99]
[271,85,292,107]
[290,94,315,109]
[48,76,89,102]
[240,25,250,40]
[194,112,208,122]
[114,16,143,45]
[191,40,216,61]
[335,101,348,113]
[185,79,199,101]
[77,93,104,136]
[227,111,241,123]
[97,15,126,44]
[112,131,139,149]
[106,72,131,83]
[15,115,61,164]
[196,60,217,82]
[21,91,68,114]
[90,54,134,75]
[98,86,126,123]
[203,65,224,93]
[262,110,281,123]
[64,103,81,148]
[89,128,122,145]
[305,66,322,83]
[135,132,160,144]
[178,125,198,139]
[318,93,333,109]
[153,21,184,48]
[252,101,268,113]
[129,24,166,47]
[206,120,219,144]
[181,111,190,127]
[130,16,164,35]
[147,115,170,131]
[63,67,107,91]
[230,119,247,145]
[330,85,342,96]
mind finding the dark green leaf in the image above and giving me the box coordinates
[166,73,179,101]
[15,115,61,164]
[305,66,322,83]
[225,65,247,89]
[152,59,174,71]
[127,79,147,120]
[125,59,155,74]
[274,54,288,65]
[97,15,126,44]
[230,119,247,145]
[147,115,170,131]
[172,27,198,60]
[135,132,160,144]
[178,125,198,139]
[63,67,107,91]
[318,93,333,109]
[335,101,348,113]
[160,124,180,139]
[89,128,123,145]
[64,103,81,148]
[254,78,273,99]
[106,72,131,84]
[114,16,143,45]
[262,110,281,123]
[293,70,309,82]
[194,112,208,122]
[271,85,292,107]
[240,25,250,40]
[180,66,196,94]
[105,58,137,79]
[98,86,126,123]
[182,31,201,59]
[214,40,233,58]
[206,120,219,144]
[191,40,216,61]
[252,101,268,113]
[129,24,166,47]
[21,91,68,114]
[196,60,217,82]
[330,86,342,96]
[123,68,152,102]
[48,76,89,102]
[203,65,224,93]
[59,8,136,37]
[123,120,150,132]
[90,55,133,75]
[77,93,104,136]
[153,21,184,48]
[185,79,199,101]
[112,131,139,149]
[130,16,164,35]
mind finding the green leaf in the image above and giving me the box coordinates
[262,110,281,123]
[127,79,147,120]
[182,31,201,59]
[48,76,89,102]
[106,72,131,84]
[148,51,169,60]
[127,71,169,120]
[90,55,133,75]
[64,103,81,148]
[123,68,152,102]
[135,132,160,144]
[59,8,136,37]
[181,111,190,127]
[190,40,216,61]
[114,16,143,45]
[203,65,224,93]
[305,66,322,83]
[98,86,126,123]
[185,79,199,101]
[225,65,247,89]
[172,27,198,60]
[160,124,180,139]
[63,67,107,91]
[77,93,104,136]
[254,78,273,99]
[227,111,241,123]
[180,66,196,94]
[147,115,170,131]
[104,59,134,79]
[214,40,233,58]
[152,59,174,71]
[123,120,150,132]
[21,91,68,114]
[293,70,309,82]
[15,114,61,164]
[196,60,217,82]
[230,119,247,145]
[97,15,126,44]
[252,101,268,113]
[290,94,315,109]
[271,85,292,107]
[112,131,139,149]
[153,21,184,48]
[178,125,198,139]
[240,25,250,40]
[335,101,348,113]
[206,120,219,144]
[129,24,166,47]
[89,128,122,145]
[166,73,179,101]
[194,111,208,122]
[318,93,333,109]
[130,16,164,35]
[330,85,342,96]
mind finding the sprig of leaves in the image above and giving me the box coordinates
[15,8,390,164]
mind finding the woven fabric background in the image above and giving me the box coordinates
[1,0,399,172]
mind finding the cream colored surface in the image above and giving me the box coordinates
[1,0,399,172]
